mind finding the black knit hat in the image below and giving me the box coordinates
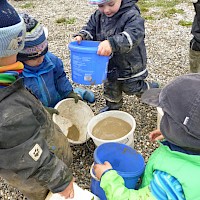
[0,0,21,28]
[0,0,25,58]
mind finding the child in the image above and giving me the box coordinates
[94,73,200,200]
[74,0,158,112]
[18,13,95,109]
[189,0,200,72]
[0,1,74,199]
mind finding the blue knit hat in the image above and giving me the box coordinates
[0,0,25,58]
[17,13,48,61]
[88,0,111,5]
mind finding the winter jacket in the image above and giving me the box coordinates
[191,0,200,51]
[0,78,73,193]
[100,143,200,200]
[78,0,147,80]
[20,52,73,107]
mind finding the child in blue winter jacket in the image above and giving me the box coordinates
[74,0,158,112]
[18,13,95,110]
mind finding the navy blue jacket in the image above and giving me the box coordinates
[191,0,200,51]
[20,52,73,107]
[78,0,147,80]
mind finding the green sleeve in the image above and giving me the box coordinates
[100,170,156,200]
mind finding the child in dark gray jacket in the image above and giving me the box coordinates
[74,0,158,112]
[0,1,74,199]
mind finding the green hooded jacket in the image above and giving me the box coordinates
[100,143,200,200]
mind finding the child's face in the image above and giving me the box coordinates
[98,0,122,17]
[24,56,45,67]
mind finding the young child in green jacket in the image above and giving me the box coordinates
[94,73,200,200]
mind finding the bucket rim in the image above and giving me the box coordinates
[68,41,101,53]
[87,110,136,143]
[53,98,94,144]
[94,142,145,176]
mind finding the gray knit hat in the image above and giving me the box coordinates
[17,13,48,61]
[0,0,25,58]
[141,73,200,152]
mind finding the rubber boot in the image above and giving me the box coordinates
[135,81,159,98]
[99,99,123,113]
[189,49,200,73]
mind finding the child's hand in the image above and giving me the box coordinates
[97,40,112,56]
[74,36,82,43]
[93,161,112,180]
[149,129,164,141]
[58,178,75,199]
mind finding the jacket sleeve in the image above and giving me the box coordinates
[100,170,156,200]
[75,11,98,40]
[51,53,73,98]
[108,11,145,54]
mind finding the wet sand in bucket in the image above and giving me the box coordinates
[67,124,80,141]
[54,115,80,141]
[92,117,132,140]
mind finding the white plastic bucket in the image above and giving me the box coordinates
[157,107,164,130]
[87,111,136,147]
[53,99,94,144]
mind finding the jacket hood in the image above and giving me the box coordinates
[113,0,139,18]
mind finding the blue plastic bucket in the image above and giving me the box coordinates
[90,142,145,200]
[68,41,109,85]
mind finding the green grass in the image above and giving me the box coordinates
[20,3,34,9]
[178,20,193,27]
[138,0,187,20]
[56,17,76,25]
[138,0,184,9]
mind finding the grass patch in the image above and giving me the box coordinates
[138,0,184,9]
[162,8,184,18]
[20,3,34,9]
[144,15,155,20]
[178,20,193,27]
[138,0,186,19]
[56,17,76,25]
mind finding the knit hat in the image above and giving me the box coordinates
[88,0,111,5]
[141,74,200,152]
[0,0,25,58]
[17,13,48,61]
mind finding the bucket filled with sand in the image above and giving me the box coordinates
[87,111,136,147]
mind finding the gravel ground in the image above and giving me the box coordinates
[0,0,194,199]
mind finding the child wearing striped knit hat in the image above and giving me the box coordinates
[18,13,95,111]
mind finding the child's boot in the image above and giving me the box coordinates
[74,87,95,103]
[189,48,200,73]
[136,81,159,98]
[99,100,123,113]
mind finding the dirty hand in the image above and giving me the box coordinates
[74,36,82,43]
[149,129,164,142]
[44,106,59,115]
[59,178,75,199]
[97,40,112,56]
[94,161,112,180]
[67,91,82,103]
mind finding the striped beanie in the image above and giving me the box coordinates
[17,13,48,61]
[88,0,111,5]
[0,0,25,58]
